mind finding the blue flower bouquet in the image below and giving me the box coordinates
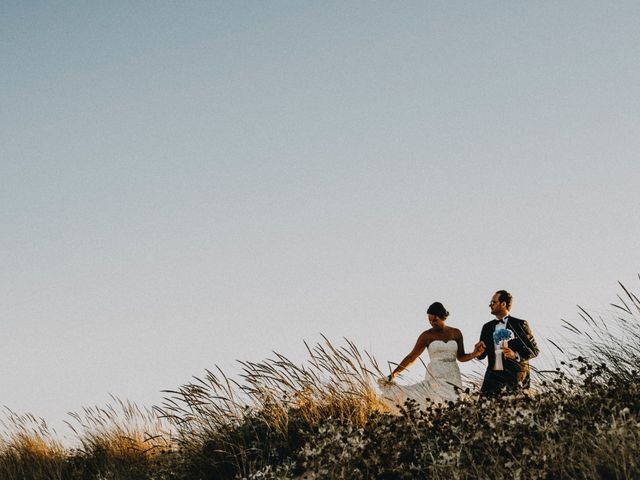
[493,328,514,371]
[493,328,514,345]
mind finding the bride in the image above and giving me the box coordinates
[379,302,485,410]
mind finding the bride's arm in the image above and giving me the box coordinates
[389,332,430,379]
[456,330,485,362]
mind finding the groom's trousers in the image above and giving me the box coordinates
[480,369,520,395]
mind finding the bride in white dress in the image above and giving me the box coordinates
[379,302,485,410]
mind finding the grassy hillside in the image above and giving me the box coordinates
[2,279,640,479]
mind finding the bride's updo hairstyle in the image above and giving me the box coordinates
[427,302,449,319]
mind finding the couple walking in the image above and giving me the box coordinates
[379,290,539,409]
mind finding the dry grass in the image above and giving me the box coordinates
[66,396,174,460]
[0,398,175,480]
[0,336,389,479]
[0,410,66,480]
[156,335,389,477]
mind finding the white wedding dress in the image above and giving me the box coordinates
[379,340,462,411]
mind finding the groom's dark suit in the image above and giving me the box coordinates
[478,316,538,393]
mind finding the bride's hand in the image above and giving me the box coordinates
[377,376,391,386]
[377,375,395,386]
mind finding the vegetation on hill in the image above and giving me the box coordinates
[2,279,640,479]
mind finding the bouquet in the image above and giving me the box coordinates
[492,328,514,371]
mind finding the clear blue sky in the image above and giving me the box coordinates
[2,1,639,435]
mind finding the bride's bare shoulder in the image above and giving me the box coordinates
[418,329,434,339]
[417,329,437,342]
[422,328,440,337]
[448,327,464,338]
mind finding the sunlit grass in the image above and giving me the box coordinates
[155,335,389,477]
[0,410,66,480]
[0,398,175,480]
[67,396,173,456]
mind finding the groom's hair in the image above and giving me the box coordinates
[495,290,513,310]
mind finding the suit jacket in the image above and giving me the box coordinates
[478,316,539,386]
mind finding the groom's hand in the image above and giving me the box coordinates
[501,346,516,360]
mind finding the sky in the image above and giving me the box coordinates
[2,1,640,436]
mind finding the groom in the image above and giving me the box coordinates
[477,290,539,394]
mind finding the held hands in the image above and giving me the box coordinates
[473,341,486,357]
